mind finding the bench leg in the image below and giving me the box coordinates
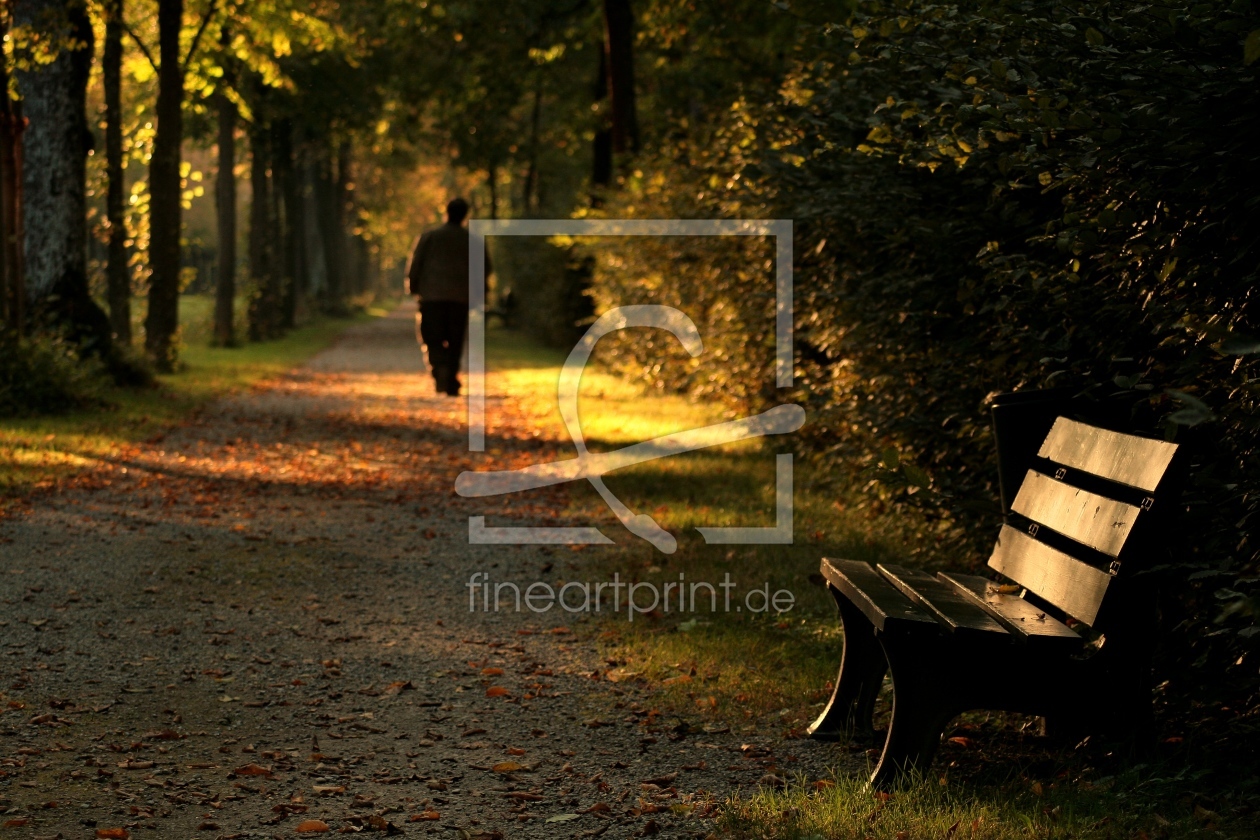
[807,586,887,742]
[869,637,959,790]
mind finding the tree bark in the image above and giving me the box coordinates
[282,134,306,326]
[591,44,612,191]
[144,0,185,370]
[0,9,25,335]
[15,0,112,356]
[602,0,638,155]
[522,76,542,215]
[487,158,498,221]
[246,113,274,340]
[271,117,297,329]
[212,39,237,347]
[103,0,130,345]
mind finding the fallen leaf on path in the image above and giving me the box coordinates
[642,772,677,786]
[295,819,330,833]
[233,763,272,776]
[4,818,31,828]
[95,830,129,839]
[491,761,524,773]
[506,747,526,756]
[408,811,440,821]
[485,686,509,697]
[382,680,414,695]
[481,667,504,676]
[546,813,580,823]
[313,785,345,796]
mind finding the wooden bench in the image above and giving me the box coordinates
[807,397,1185,788]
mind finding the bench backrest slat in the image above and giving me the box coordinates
[988,524,1113,625]
[1010,470,1139,558]
[1037,417,1177,492]
[987,414,1180,628]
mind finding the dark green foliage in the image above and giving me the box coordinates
[590,0,1260,709]
[492,238,594,349]
[0,334,111,417]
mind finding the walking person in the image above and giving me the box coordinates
[406,198,490,396]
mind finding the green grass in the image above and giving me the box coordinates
[0,293,393,496]
[718,766,1223,840]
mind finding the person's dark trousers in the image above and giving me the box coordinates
[418,300,468,396]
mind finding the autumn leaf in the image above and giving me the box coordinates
[481,667,504,676]
[408,811,441,821]
[491,760,525,773]
[4,818,31,828]
[233,763,273,776]
[382,680,414,695]
[95,830,130,839]
[506,747,526,756]
[295,819,330,833]
[485,686,509,697]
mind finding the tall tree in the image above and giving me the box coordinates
[246,106,275,340]
[102,0,129,344]
[602,0,638,155]
[212,24,236,346]
[143,0,185,369]
[15,0,112,355]
[0,5,25,335]
[144,0,216,369]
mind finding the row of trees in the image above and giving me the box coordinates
[1,0,481,374]
[0,0,656,377]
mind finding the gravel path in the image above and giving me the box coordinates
[0,307,837,839]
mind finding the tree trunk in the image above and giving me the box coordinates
[15,0,112,356]
[144,0,185,370]
[603,0,638,155]
[522,76,542,215]
[591,43,612,191]
[271,118,298,329]
[283,137,307,326]
[103,0,130,345]
[313,138,346,315]
[213,43,237,347]
[487,159,498,221]
[246,115,274,341]
[0,9,25,335]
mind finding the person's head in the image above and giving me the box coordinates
[446,197,469,225]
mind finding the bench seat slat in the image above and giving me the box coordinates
[819,558,937,634]
[1038,417,1177,492]
[1011,470,1139,557]
[987,524,1112,625]
[937,572,1083,653]
[876,564,1009,639]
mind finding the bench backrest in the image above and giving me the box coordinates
[987,416,1180,627]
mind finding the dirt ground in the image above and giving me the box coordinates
[0,308,838,839]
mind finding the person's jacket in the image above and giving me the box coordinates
[406,222,491,304]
